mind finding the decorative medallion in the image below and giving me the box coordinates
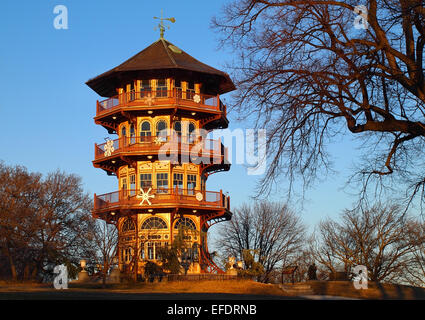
[193,94,201,103]
[154,136,164,145]
[144,93,155,107]
[103,139,115,157]
[195,192,203,201]
[136,188,155,206]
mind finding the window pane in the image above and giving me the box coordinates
[140,80,151,98]
[174,121,182,136]
[157,79,167,97]
[130,124,136,144]
[157,173,168,193]
[187,174,196,195]
[130,174,136,195]
[156,120,167,137]
[140,173,152,189]
[148,243,154,260]
[188,122,196,143]
[173,173,183,193]
[140,121,152,142]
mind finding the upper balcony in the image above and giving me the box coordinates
[93,188,231,219]
[92,136,230,175]
[94,89,228,131]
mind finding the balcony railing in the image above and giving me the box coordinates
[93,188,230,212]
[96,89,226,117]
[94,136,227,163]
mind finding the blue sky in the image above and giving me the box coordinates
[0,0,361,234]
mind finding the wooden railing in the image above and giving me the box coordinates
[93,188,230,211]
[94,136,227,162]
[96,89,226,116]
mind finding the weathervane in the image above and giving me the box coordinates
[154,9,175,39]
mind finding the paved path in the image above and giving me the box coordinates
[0,290,307,300]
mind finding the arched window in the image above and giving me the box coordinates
[122,218,136,233]
[174,217,197,230]
[140,121,151,142]
[156,120,167,137]
[174,121,182,137]
[141,217,167,230]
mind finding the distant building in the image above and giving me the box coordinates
[86,31,234,277]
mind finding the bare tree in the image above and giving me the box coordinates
[311,203,421,282]
[402,219,425,286]
[0,162,94,281]
[213,0,425,209]
[87,219,118,286]
[216,201,306,282]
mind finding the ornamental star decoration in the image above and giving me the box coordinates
[144,93,155,107]
[103,139,115,157]
[193,94,201,103]
[136,188,155,206]
[154,136,164,145]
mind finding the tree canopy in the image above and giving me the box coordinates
[213,0,425,209]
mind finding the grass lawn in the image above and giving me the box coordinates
[0,279,424,299]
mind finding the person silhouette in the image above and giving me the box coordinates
[308,263,317,280]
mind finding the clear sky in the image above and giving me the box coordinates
[0,0,362,236]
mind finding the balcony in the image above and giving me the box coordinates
[96,89,226,117]
[93,188,231,215]
[94,136,227,164]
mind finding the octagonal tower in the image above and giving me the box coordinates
[86,36,235,277]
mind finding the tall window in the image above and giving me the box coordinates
[144,242,167,261]
[188,122,196,143]
[121,126,127,146]
[175,79,182,98]
[128,82,135,101]
[140,79,151,98]
[140,121,151,142]
[187,80,195,99]
[156,79,167,97]
[174,121,182,141]
[156,120,167,138]
[173,173,183,194]
[156,173,168,193]
[140,173,152,189]
[121,177,127,197]
[147,242,154,260]
[123,247,133,263]
[130,124,136,144]
[130,174,136,195]
[187,174,196,195]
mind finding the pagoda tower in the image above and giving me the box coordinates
[86,29,235,276]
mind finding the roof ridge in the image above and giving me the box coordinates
[161,38,178,67]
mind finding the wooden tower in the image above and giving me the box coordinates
[86,33,235,276]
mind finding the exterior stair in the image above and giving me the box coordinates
[278,283,314,296]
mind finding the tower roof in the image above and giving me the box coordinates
[86,38,235,97]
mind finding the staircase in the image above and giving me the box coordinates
[278,283,314,296]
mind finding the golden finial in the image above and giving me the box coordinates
[154,9,175,39]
